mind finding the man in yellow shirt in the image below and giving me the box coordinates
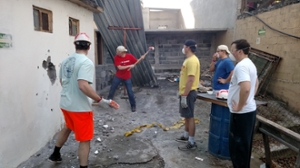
[176,39,200,150]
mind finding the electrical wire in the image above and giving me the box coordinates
[243,11,300,40]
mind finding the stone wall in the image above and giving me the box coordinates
[95,64,115,91]
[95,45,115,91]
[234,3,300,113]
[215,29,235,48]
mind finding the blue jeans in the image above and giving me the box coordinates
[108,76,136,107]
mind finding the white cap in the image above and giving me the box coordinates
[217,45,230,54]
[116,46,127,52]
[74,32,91,43]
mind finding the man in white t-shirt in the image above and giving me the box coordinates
[227,39,259,168]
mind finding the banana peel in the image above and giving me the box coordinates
[124,118,200,137]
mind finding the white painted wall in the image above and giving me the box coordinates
[190,0,239,29]
[142,8,150,29]
[0,0,95,167]
[142,8,185,30]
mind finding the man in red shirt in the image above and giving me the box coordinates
[107,46,145,112]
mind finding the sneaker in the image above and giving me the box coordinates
[131,106,136,112]
[48,153,62,163]
[178,142,197,151]
[175,136,188,143]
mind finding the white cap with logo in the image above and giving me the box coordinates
[116,46,127,52]
[217,45,230,54]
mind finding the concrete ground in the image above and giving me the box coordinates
[18,80,264,168]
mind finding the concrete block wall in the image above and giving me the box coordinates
[95,64,115,91]
[146,33,215,74]
[234,3,300,113]
[95,44,115,91]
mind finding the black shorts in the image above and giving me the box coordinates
[179,90,197,118]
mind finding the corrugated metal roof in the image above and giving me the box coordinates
[94,0,158,87]
[145,28,227,34]
[66,0,103,12]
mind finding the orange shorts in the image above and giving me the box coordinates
[61,108,94,142]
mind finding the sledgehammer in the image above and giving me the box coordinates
[128,46,155,71]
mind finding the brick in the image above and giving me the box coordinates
[159,57,166,60]
[203,39,211,43]
[171,52,178,56]
[162,48,169,52]
[160,60,168,64]
[198,47,210,51]
[197,43,210,47]
[163,52,172,56]
[168,40,177,44]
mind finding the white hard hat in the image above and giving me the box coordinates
[74,32,91,43]
[216,89,228,100]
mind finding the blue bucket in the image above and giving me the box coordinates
[208,103,231,160]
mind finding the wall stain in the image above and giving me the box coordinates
[42,56,57,85]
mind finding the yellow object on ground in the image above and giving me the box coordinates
[124,118,200,137]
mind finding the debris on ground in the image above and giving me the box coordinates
[17,80,233,168]
[166,75,179,83]
[124,118,201,137]
[195,157,204,161]
[198,83,212,93]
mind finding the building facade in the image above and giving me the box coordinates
[0,0,100,167]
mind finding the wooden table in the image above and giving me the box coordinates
[198,93,300,167]
[197,93,268,160]
[197,93,268,107]
[256,115,300,168]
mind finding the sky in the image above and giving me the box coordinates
[142,0,195,28]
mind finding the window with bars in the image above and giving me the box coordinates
[33,6,52,33]
[69,17,80,36]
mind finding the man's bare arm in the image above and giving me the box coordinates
[209,53,218,72]
[237,81,251,110]
[209,62,215,72]
[254,78,259,95]
[117,65,134,70]
[225,70,234,83]
[78,79,101,101]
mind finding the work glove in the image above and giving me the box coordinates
[180,96,188,108]
[99,98,120,110]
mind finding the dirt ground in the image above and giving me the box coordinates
[18,80,265,168]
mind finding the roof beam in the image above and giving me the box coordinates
[66,0,103,13]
